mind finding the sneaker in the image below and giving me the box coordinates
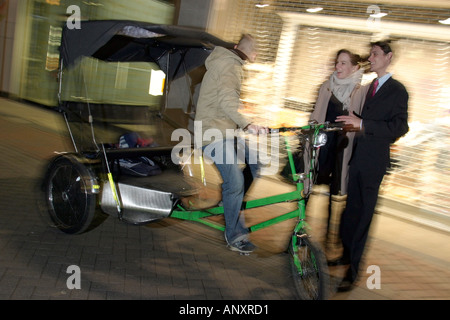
[228,239,256,254]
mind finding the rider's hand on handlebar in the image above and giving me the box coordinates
[246,124,269,135]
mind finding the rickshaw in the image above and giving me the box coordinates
[42,20,341,300]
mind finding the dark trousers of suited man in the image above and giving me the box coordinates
[339,147,386,282]
[336,41,409,287]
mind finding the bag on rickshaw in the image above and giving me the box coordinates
[117,132,162,177]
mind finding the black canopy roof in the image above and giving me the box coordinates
[60,20,235,80]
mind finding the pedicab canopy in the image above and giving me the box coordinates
[58,20,235,153]
[60,20,234,81]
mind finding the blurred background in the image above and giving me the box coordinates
[0,0,449,222]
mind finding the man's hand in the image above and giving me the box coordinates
[246,124,269,135]
[335,114,362,132]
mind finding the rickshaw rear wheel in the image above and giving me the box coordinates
[45,156,99,234]
[289,234,330,300]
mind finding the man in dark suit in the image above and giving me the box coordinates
[334,40,409,291]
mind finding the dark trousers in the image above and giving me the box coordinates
[339,162,385,282]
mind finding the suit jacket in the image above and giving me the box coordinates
[350,77,409,174]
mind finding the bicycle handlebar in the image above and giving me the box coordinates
[323,122,345,132]
[269,121,343,134]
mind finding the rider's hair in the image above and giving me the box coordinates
[236,34,257,56]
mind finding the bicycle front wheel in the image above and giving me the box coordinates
[289,233,330,300]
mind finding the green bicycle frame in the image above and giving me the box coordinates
[170,123,325,238]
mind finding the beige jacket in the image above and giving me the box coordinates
[307,80,368,195]
[194,47,250,146]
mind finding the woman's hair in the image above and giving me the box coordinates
[336,49,362,66]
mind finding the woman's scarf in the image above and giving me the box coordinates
[329,69,363,110]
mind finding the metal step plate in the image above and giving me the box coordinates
[101,181,174,224]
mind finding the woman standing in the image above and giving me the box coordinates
[308,49,367,255]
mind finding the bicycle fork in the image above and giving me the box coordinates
[291,197,318,276]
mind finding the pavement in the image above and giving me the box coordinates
[0,97,449,306]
